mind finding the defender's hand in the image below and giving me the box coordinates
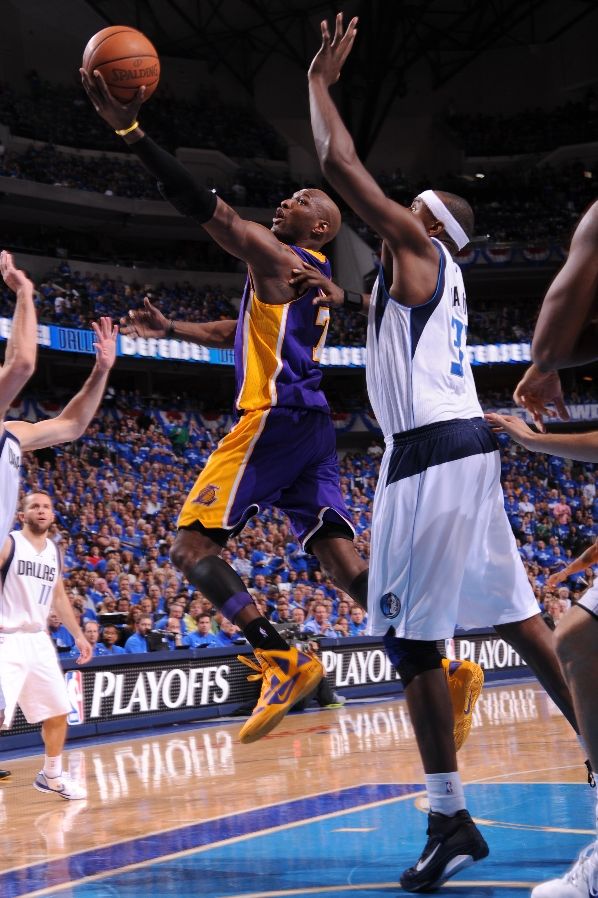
[289,266,344,308]
[0,250,33,293]
[484,412,541,451]
[308,12,358,85]
[80,67,145,132]
[120,297,169,338]
[513,364,569,432]
[91,316,118,372]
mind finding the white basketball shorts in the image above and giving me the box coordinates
[0,631,71,727]
[367,418,539,640]
[577,583,598,619]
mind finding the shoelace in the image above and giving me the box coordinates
[563,843,598,892]
[586,759,596,788]
[237,654,267,682]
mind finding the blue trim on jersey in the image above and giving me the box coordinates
[374,264,390,339]
[0,534,15,586]
[386,417,498,486]
[409,240,445,359]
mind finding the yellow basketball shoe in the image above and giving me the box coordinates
[442,658,484,751]
[237,647,324,744]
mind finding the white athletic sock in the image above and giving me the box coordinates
[43,755,62,779]
[425,771,466,816]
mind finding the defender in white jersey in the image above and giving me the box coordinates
[0,250,38,777]
[0,492,91,800]
[307,14,585,892]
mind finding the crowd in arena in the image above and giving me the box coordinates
[0,76,286,159]
[11,387,596,658]
[448,92,598,156]
[0,141,301,209]
[0,260,546,348]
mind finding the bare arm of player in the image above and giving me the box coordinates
[0,251,37,418]
[52,578,92,665]
[6,317,117,451]
[289,266,371,314]
[531,200,598,371]
[307,15,438,303]
[545,539,598,589]
[485,411,598,462]
[80,70,294,296]
[120,297,237,348]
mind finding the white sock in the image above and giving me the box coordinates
[577,734,589,757]
[425,771,466,816]
[43,754,62,779]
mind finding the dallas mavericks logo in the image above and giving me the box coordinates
[380,592,401,619]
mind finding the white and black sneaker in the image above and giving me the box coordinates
[33,771,87,801]
[400,809,489,892]
[531,841,598,898]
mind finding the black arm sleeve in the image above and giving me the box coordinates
[128,135,218,224]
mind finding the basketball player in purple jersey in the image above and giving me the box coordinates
[80,67,369,743]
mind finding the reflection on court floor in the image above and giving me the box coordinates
[0,682,593,897]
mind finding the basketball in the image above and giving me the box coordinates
[82,26,160,103]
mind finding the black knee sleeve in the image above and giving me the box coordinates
[383,631,443,688]
[187,555,246,608]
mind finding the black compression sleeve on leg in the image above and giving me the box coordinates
[347,570,368,611]
[128,135,218,223]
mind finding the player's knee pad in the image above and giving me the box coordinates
[383,631,443,688]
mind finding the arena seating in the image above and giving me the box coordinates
[13,389,595,651]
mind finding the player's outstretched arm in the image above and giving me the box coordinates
[52,578,92,665]
[6,317,117,451]
[546,539,598,589]
[308,15,434,261]
[532,200,598,371]
[120,297,237,348]
[485,411,598,462]
[80,69,288,279]
[289,265,370,314]
[0,251,37,419]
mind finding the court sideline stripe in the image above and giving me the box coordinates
[2,783,424,898]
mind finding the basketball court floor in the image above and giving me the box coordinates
[0,678,594,897]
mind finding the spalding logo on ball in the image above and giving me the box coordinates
[82,26,160,102]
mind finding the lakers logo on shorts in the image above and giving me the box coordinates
[380,592,401,619]
[193,484,220,506]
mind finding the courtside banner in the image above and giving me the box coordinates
[0,633,530,750]
[0,317,532,367]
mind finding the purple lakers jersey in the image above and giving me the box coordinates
[234,245,332,413]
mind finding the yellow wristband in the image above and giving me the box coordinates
[115,120,139,137]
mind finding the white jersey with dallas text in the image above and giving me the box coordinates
[0,530,60,631]
[0,428,21,546]
[366,239,483,437]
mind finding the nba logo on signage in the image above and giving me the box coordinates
[65,670,85,725]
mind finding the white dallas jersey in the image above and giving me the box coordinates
[0,427,21,546]
[0,530,60,631]
[366,239,482,437]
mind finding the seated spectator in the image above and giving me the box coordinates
[348,606,368,637]
[184,613,220,649]
[101,624,126,654]
[124,614,153,654]
[48,610,75,652]
[215,618,246,647]
[303,603,336,638]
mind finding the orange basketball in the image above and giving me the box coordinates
[82,26,160,103]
